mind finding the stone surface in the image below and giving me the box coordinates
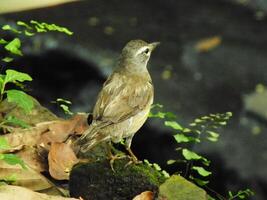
[69,159,166,200]
[158,175,207,200]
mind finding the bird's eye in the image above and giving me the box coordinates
[144,48,150,54]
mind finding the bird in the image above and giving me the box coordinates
[77,39,159,164]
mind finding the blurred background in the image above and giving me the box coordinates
[1,0,267,199]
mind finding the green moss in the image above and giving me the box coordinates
[70,158,166,200]
[113,159,166,185]
[158,175,208,200]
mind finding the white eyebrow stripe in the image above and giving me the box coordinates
[135,46,149,56]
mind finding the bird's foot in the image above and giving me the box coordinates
[124,155,142,167]
[109,153,127,172]
[124,148,142,167]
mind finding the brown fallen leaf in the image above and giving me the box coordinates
[0,185,79,200]
[132,191,154,200]
[0,113,89,153]
[0,161,54,192]
[16,146,47,172]
[48,142,79,180]
[195,36,222,52]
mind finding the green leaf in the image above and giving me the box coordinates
[192,166,212,177]
[165,121,183,130]
[143,159,152,167]
[206,131,219,142]
[174,134,200,143]
[162,170,170,178]
[24,30,35,36]
[228,191,233,197]
[0,75,5,91]
[192,177,210,186]
[182,149,210,165]
[2,25,21,34]
[5,69,32,83]
[0,137,10,150]
[60,104,73,115]
[148,111,166,118]
[0,153,26,169]
[182,128,191,133]
[17,21,32,29]
[153,163,162,171]
[206,137,218,142]
[228,189,254,200]
[164,112,176,119]
[6,90,34,113]
[0,174,17,183]
[167,159,176,165]
[2,25,12,30]
[30,20,73,35]
[218,121,227,125]
[2,57,13,63]
[4,38,23,56]
[150,103,163,109]
[189,123,197,127]
[34,26,47,33]
[226,112,233,117]
[194,118,203,123]
[56,98,72,105]
[0,39,8,44]
[4,116,30,128]
[207,131,219,138]
[182,149,202,160]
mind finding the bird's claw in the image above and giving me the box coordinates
[109,154,126,172]
[124,155,142,168]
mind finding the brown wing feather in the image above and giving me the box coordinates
[93,72,153,124]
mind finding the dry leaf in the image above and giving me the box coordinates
[39,113,89,149]
[16,146,47,172]
[195,36,222,52]
[48,142,79,180]
[0,113,89,153]
[0,161,53,191]
[132,191,154,200]
[0,185,79,200]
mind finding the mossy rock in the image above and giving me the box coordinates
[0,97,58,125]
[69,159,166,200]
[158,175,208,200]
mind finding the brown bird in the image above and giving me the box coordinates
[77,39,159,163]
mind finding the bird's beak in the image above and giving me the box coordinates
[149,42,160,51]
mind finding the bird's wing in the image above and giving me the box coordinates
[93,72,153,125]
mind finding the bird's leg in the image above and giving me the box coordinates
[107,141,126,171]
[125,137,142,166]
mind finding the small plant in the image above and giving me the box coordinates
[0,137,26,166]
[149,104,232,185]
[51,98,73,115]
[0,20,73,174]
[0,20,73,127]
[149,104,253,199]
[0,137,26,185]
[144,159,170,178]
[228,189,254,200]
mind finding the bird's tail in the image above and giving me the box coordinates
[74,123,110,153]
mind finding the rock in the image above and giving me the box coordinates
[0,97,58,126]
[69,159,166,200]
[158,175,207,200]
[0,185,78,200]
[244,89,267,121]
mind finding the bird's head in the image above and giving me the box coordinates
[119,39,160,72]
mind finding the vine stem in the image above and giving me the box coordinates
[0,82,6,102]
